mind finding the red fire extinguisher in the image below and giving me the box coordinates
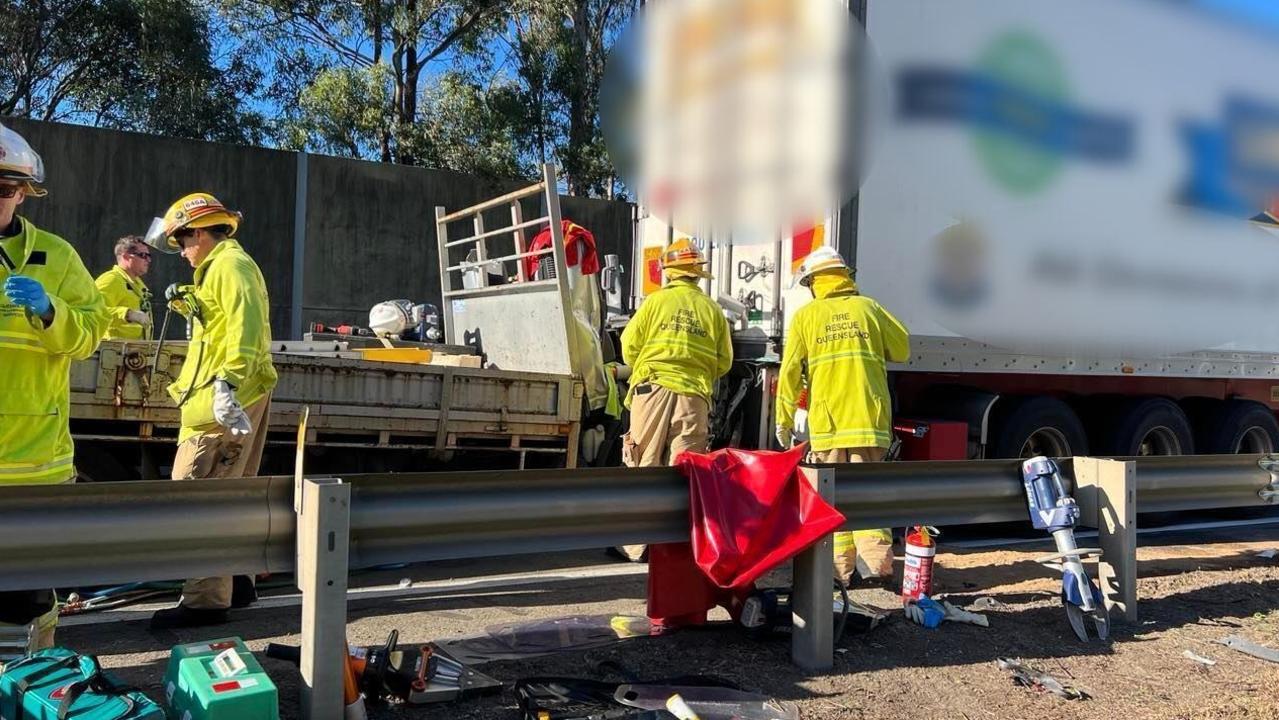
[901,526,938,603]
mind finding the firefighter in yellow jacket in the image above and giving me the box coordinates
[94,235,153,340]
[144,192,279,629]
[615,239,733,561]
[776,246,910,585]
[0,123,108,654]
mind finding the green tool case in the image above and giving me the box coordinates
[0,648,163,720]
[163,638,278,720]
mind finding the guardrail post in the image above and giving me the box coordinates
[297,477,350,720]
[1073,457,1137,624]
[792,466,835,671]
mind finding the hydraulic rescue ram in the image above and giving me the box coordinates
[1020,456,1111,642]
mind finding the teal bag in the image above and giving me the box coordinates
[0,648,163,720]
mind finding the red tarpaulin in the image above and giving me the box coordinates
[647,445,847,629]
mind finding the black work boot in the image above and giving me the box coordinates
[231,576,258,609]
[149,605,229,630]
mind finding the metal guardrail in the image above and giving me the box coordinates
[1,455,1274,594]
[1,454,1275,719]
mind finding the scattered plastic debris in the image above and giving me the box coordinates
[398,578,413,588]
[1182,650,1217,667]
[970,596,1009,611]
[1217,636,1279,664]
[1257,549,1278,560]
[515,677,800,720]
[997,658,1089,701]
[439,615,651,665]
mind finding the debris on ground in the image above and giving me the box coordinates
[514,676,801,720]
[439,615,652,665]
[1182,649,1217,667]
[996,657,1090,701]
[969,596,1009,611]
[1216,635,1279,664]
[1257,549,1278,560]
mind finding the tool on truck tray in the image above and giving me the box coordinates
[1020,456,1110,642]
[266,630,500,705]
[309,322,373,337]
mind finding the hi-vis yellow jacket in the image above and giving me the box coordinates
[621,278,732,405]
[95,265,151,340]
[0,218,108,484]
[167,239,277,442]
[777,280,910,451]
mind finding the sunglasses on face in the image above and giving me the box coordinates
[128,250,152,261]
[174,229,197,247]
[0,185,23,199]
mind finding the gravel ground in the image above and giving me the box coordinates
[58,528,1279,719]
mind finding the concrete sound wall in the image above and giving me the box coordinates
[4,118,636,339]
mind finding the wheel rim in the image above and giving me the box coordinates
[1234,427,1275,454]
[1136,426,1181,456]
[1019,427,1072,458]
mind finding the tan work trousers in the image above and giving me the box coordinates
[811,447,894,583]
[172,397,271,610]
[623,386,710,467]
[618,386,710,560]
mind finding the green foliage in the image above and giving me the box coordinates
[0,0,638,197]
[0,0,266,143]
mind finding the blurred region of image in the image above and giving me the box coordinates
[607,0,1279,359]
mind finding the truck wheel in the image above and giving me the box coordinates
[1200,400,1279,455]
[988,396,1088,459]
[1108,398,1194,456]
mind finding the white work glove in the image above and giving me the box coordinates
[125,309,150,326]
[942,600,990,627]
[776,425,793,449]
[212,379,252,437]
[794,407,809,441]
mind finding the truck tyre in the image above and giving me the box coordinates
[988,396,1089,459]
[1108,397,1194,456]
[1199,400,1279,455]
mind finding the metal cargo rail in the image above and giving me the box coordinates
[0,454,1274,718]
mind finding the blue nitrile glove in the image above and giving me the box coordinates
[5,275,51,317]
[904,594,946,629]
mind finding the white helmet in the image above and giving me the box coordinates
[791,246,850,288]
[369,300,416,338]
[0,124,46,196]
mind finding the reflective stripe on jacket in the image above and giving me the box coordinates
[167,239,277,442]
[0,218,108,484]
[777,287,909,451]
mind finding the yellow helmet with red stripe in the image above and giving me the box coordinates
[660,238,712,279]
[145,193,241,253]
